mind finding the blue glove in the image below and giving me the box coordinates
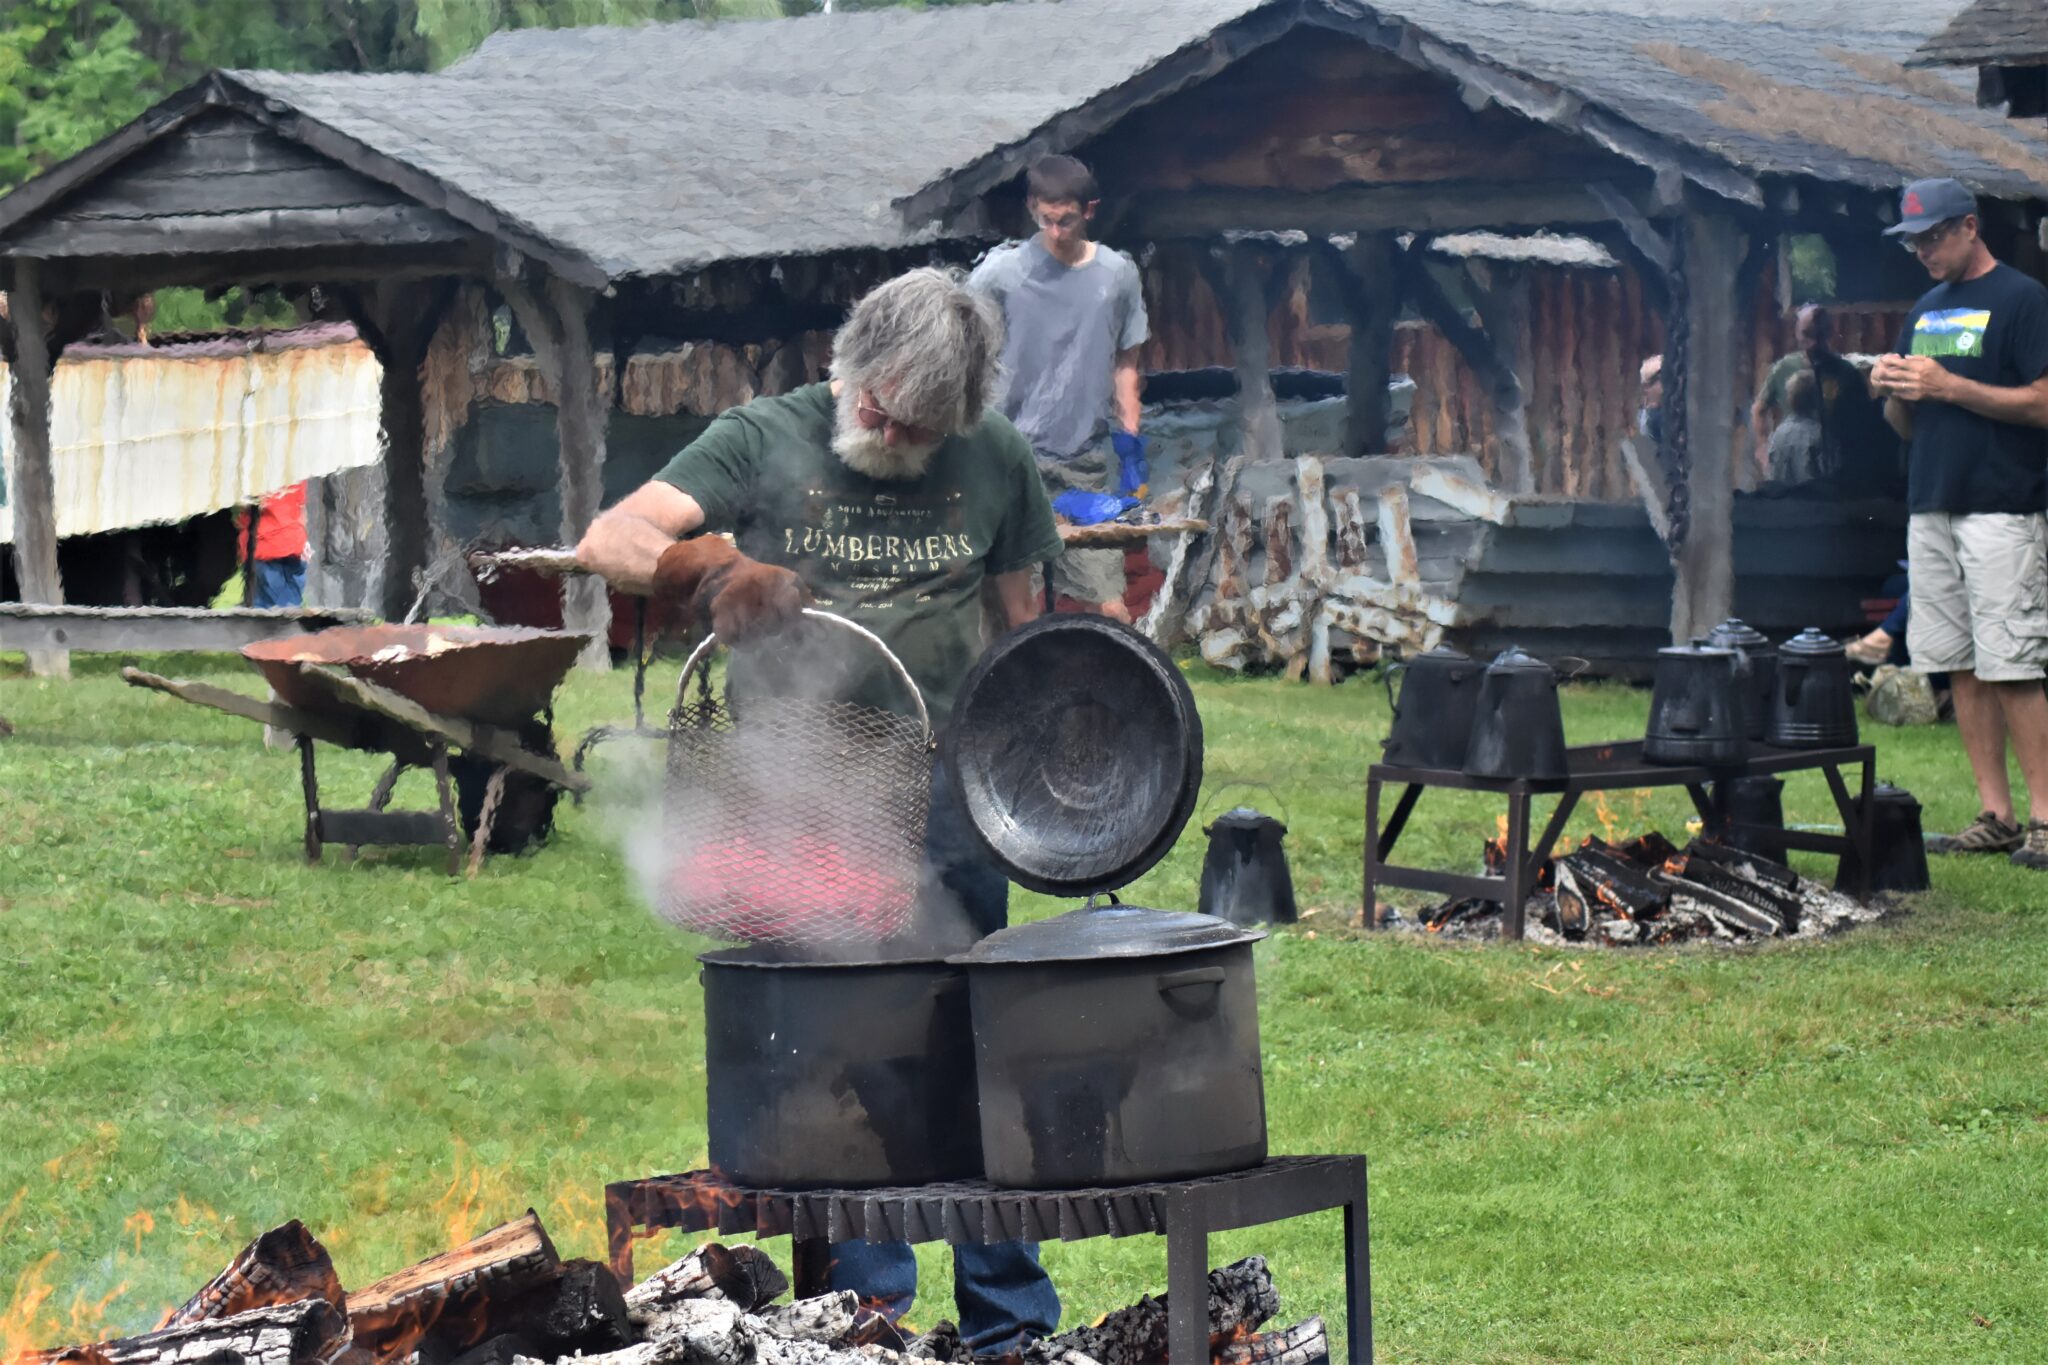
[1052,489,1141,525]
[1112,430,1149,497]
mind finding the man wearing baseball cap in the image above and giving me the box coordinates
[1870,178,2048,867]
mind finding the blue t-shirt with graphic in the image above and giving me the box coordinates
[1895,262,2048,514]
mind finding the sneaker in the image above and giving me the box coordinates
[1929,811,2024,855]
[2011,822,2048,870]
[1845,632,1892,666]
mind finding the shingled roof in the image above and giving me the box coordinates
[3,0,2039,285]
[1912,0,2048,69]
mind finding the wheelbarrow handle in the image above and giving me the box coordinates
[673,607,932,740]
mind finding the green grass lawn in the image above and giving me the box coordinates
[2,651,2044,1363]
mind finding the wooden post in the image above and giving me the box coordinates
[1465,259,1536,494]
[3,259,68,677]
[1402,245,1534,492]
[1211,241,1287,467]
[339,281,457,624]
[500,273,612,669]
[1671,199,1749,642]
[1327,234,1402,457]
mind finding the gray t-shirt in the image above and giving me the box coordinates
[969,238,1149,461]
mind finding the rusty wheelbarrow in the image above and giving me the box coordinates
[125,623,593,875]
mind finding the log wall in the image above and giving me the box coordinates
[1138,249,1908,501]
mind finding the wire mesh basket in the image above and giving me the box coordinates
[662,609,934,947]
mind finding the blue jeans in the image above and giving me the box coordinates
[252,556,306,608]
[824,761,1059,1353]
[828,1240,1059,1355]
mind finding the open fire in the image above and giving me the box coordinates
[5,1212,1330,1365]
[1410,832,1887,946]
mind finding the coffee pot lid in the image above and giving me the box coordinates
[1485,646,1553,674]
[1781,627,1844,657]
[1207,804,1286,833]
[1707,618,1771,650]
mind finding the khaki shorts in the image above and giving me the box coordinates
[1906,511,2048,682]
[1035,446,1127,606]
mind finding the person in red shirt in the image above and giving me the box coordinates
[236,482,309,607]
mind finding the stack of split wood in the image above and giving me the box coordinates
[15,1214,1329,1365]
[1149,455,1508,683]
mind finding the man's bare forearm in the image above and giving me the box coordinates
[1114,353,1143,435]
[1942,374,2048,429]
[576,508,680,595]
[992,568,1041,631]
[1883,397,1914,442]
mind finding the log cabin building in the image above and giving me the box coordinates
[3,0,2045,675]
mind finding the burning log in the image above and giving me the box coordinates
[162,1221,346,1328]
[493,1261,634,1359]
[625,1244,789,1316]
[1033,1255,1279,1365]
[1216,1318,1327,1365]
[25,1301,348,1365]
[346,1211,562,1364]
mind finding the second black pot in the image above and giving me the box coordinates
[701,946,982,1189]
[954,902,1267,1189]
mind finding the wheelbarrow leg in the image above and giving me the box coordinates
[466,765,509,877]
[432,743,461,877]
[297,734,322,865]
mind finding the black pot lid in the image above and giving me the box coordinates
[1781,627,1844,657]
[1206,805,1285,833]
[944,615,1203,897]
[1707,618,1772,651]
[1486,646,1552,674]
[953,901,1263,965]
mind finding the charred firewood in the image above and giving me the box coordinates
[902,1322,971,1364]
[1658,874,1785,937]
[26,1300,348,1365]
[489,1260,633,1359]
[625,1243,789,1317]
[629,1299,981,1365]
[1216,1318,1329,1365]
[752,1292,897,1350]
[346,1211,562,1364]
[1661,857,1800,935]
[1555,846,1666,920]
[163,1221,348,1329]
[1036,1256,1279,1365]
[1682,838,1799,890]
[1549,864,1595,939]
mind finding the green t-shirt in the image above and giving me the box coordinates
[656,383,1062,728]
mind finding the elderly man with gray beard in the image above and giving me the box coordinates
[576,267,1063,1352]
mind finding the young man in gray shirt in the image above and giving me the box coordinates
[969,155,1150,620]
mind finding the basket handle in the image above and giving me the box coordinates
[674,607,932,739]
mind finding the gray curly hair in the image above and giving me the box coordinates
[830,267,1006,435]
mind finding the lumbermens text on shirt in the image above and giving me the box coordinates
[782,525,980,572]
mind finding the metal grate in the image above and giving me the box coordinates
[603,1157,1374,1363]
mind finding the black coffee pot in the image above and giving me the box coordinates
[1834,783,1930,894]
[1197,806,1298,926]
[1706,618,1776,741]
[1464,647,1569,781]
[1645,638,1749,767]
[1382,646,1482,770]
[1769,628,1859,748]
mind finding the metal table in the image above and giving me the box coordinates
[605,1157,1371,1365]
[1363,739,1877,938]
